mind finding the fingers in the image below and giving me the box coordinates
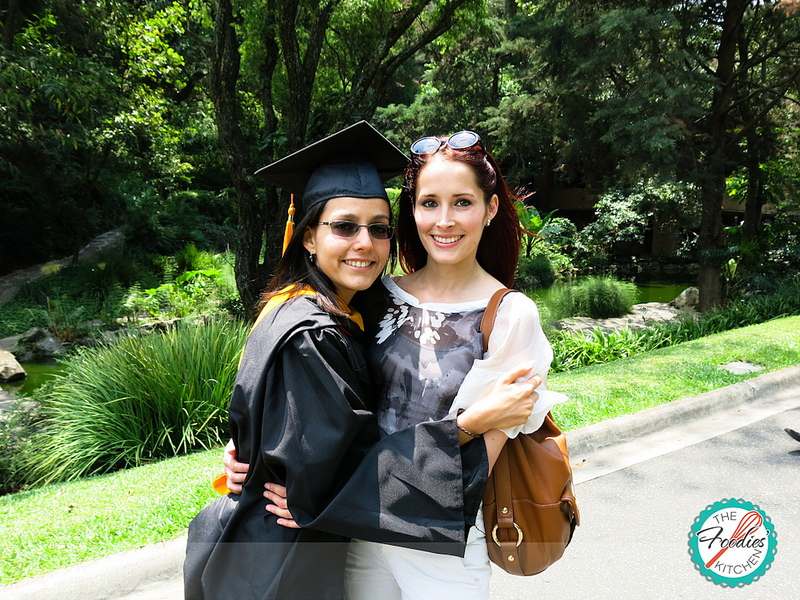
[263,484,288,509]
[266,504,300,528]
[224,470,246,485]
[224,467,244,494]
[225,479,243,495]
[504,377,539,405]
[264,482,288,497]
[223,460,247,480]
[499,361,536,385]
[222,442,250,477]
[267,504,292,519]
[222,456,250,476]
[264,483,299,528]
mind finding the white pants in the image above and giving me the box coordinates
[344,526,491,600]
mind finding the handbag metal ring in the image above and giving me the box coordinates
[491,523,523,547]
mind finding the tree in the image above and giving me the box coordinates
[186,0,480,318]
[0,1,212,274]
[524,0,800,310]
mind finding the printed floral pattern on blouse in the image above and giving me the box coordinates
[368,285,485,435]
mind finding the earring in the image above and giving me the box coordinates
[486,219,492,227]
[308,249,315,262]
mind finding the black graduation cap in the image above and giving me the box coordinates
[255,121,409,213]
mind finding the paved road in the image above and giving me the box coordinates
[490,404,800,599]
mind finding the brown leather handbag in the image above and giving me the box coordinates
[480,289,580,576]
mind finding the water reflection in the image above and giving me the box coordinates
[529,279,694,306]
[0,360,66,400]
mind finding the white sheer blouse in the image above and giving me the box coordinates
[447,291,568,438]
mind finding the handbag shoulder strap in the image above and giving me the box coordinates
[480,288,514,354]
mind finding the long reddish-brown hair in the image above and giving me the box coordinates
[396,140,522,288]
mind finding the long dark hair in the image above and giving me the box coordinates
[262,199,396,316]
[396,141,522,288]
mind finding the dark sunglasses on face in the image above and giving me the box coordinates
[319,220,394,240]
[410,130,482,156]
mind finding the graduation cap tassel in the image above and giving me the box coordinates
[282,194,296,256]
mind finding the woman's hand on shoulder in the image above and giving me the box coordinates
[459,362,540,434]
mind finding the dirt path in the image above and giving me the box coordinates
[0,230,124,308]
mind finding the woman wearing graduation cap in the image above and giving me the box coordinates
[184,122,539,600]
[229,127,569,599]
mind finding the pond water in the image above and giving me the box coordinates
[634,281,694,304]
[0,360,67,401]
[529,279,695,306]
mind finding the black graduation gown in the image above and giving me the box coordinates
[184,296,488,600]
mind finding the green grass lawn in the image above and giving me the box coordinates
[549,316,800,430]
[0,449,222,584]
[1,316,798,585]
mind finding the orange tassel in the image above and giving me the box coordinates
[282,194,295,256]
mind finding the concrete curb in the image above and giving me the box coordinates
[2,536,186,600]
[3,365,799,599]
[565,364,800,457]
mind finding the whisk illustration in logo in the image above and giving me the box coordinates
[688,498,777,587]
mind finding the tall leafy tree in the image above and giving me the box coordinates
[524,0,800,310]
[186,0,480,317]
[0,1,210,272]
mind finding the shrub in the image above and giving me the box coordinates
[551,327,649,372]
[2,249,238,339]
[121,268,230,320]
[123,190,236,255]
[28,317,250,485]
[0,300,49,338]
[516,254,556,291]
[547,276,638,320]
[0,400,42,495]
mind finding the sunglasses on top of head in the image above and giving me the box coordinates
[319,220,394,240]
[409,130,483,157]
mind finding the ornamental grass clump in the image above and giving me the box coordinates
[28,318,249,486]
[548,276,638,320]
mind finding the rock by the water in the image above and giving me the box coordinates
[554,302,685,336]
[36,336,68,357]
[0,349,26,382]
[670,286,700,309]
[20,327,47,344]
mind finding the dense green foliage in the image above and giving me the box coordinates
[0,1,226,274]
[2,0,798,311]
[26,318,249,485]
[0,246,240,339]
[516,253,557,291]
